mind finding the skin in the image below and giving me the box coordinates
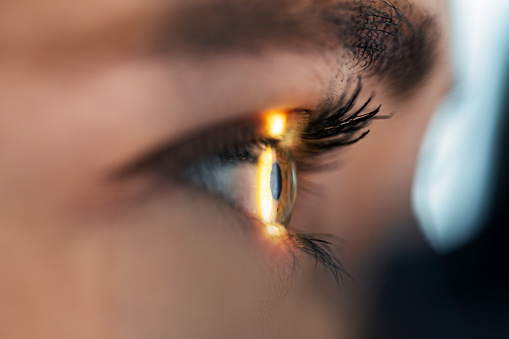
[0,0,450,338]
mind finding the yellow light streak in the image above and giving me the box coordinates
[256,145,289,240]
[257,145,275,223]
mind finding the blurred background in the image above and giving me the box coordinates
[368,0,509,338]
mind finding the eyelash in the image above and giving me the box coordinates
[287,79,381,286]
[296,79,382,172]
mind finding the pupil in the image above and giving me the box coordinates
[270,162,282,201]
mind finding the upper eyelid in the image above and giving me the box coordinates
[113,78,383,182]
[113,113,279,181]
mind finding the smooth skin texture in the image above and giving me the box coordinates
[0,0,450,338]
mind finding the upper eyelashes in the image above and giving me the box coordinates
[295,79,383,172]
[302,79,381,151]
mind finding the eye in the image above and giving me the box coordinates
[116,80,382,285]
[183,111,298,232]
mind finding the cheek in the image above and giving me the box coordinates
[108,187,297,337]
[0,183,297,337]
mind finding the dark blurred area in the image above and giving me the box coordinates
[367,51,509,339]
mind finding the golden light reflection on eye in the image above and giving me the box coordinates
[257,145,277,224]
[256,111,298,240]
[263,110,287,140]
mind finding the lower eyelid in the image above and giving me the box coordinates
[179,183,343,286]
[122,181,302,298]
[124,163,342,287]
[173,184,302,272]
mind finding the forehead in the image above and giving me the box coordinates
[0,0,441,100]
[0,0,342,62]
[0,0,167,55]
[0,0,296,42]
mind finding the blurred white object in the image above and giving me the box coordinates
[413,0,509,254]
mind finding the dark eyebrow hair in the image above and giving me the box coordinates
[152,0,439,96]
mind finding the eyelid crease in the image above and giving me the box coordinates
[114,109,304,183]
[114,115,263,181]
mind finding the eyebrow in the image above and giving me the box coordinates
[151,0,439,96]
